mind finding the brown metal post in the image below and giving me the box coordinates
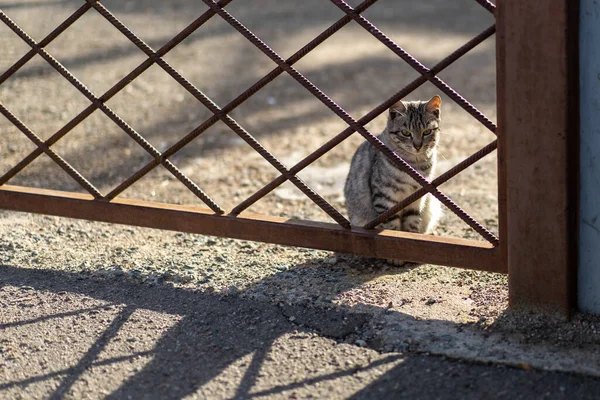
[496,0,579,316]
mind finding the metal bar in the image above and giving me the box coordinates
[0,10,224,214]
[0,0,232,188]
[364,140,498,229]
[88,0,351,228]
[472,0,496,14]
[0,185,505,272]
[203,0,498,244]
[329,0,497,135]
[0,103,102,198]
[495,0,509,306]
[497,0,578,316]
[232,25,496,216]
[0,2,92,85]
[105,0,381,200]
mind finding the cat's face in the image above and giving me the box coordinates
[386,95,441,157]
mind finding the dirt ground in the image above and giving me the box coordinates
[2,0,600,399]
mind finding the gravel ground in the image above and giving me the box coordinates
[2,0,600,399]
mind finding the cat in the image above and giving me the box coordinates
[344,95,443,264]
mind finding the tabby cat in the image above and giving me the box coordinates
[344,95,442,245]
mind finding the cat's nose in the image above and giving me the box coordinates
[413,143,422,151]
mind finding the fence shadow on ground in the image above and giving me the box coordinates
[0,261,458,399]
[2,263,599,399]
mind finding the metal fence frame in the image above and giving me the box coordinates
[0,0,579,315]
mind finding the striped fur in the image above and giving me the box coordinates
[344,96,443,240]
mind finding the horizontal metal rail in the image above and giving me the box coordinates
[0,185,504,272]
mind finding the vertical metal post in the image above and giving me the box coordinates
[579,0,600,314]
[496,0,579,316]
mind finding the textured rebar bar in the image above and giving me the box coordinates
[0,3,92,85]
[203,0,498,244]
[232,25,496,215]
[106,0,380,200]
[330,0,496,135]
[472,0,496,14]
[364,140,498,229]
[0,0,232,191]
[88,0,350,228]
[0,103,102,198]
[0,10,223,213]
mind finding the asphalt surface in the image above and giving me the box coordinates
[3,266,600,400]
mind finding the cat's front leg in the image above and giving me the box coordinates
[379,214,402,231]
[420,194,442,234]
[400,207,422,233]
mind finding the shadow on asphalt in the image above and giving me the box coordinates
[2,264,600,399]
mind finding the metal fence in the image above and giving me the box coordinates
[0,1,579,315]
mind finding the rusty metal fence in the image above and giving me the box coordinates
[0,1,579,314]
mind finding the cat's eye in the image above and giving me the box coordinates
[422,129,432,136]
[401,129,412,137]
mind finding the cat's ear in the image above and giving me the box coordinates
[425,95,441,118]
[389,100,406,120]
